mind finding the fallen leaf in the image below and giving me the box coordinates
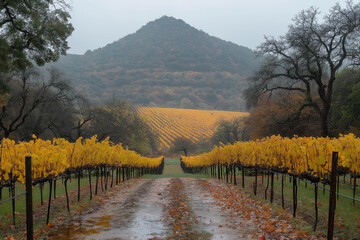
[47,223,55,228]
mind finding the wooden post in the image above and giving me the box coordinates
[314,182,318,231]
[270,171,274,203]
[327,151,338,240]
[53,179,56,199]
[254,168,257,195]
[242,167,245,188]
[77,171,81,202]
[226,165,229,183]
[9,171,15,225]
[292,176,297,217]
[25,156,33,240]
[281,175,285,208]
[217,165,220,180]
[95,168,99,195]
[64,176,70,211]
[89,169,92,200]
[116,168,119,185]
[233,164,237,186]
[40,182,43,205]
[46,179,53,225]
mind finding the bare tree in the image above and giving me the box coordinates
[245,1,360,136]
[0,67,72,139]
[47,95,94,141]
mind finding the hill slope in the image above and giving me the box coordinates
[138,107,248,150]
[50,16,258,110]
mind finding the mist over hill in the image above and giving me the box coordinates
[50,16,258,111]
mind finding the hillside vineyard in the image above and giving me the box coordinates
[138,107,248,150]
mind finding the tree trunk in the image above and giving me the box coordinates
[320,111,329,137]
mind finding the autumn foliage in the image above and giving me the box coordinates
[0,136,163,184]
[182,134,360,179]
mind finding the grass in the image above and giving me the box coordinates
[0,175,91,216]
[141,158,208,179]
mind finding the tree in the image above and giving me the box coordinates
[245,1,360,136]
[84,97,156,153]
[0,0,74,73]
[340,82,360,134]
[245,92,320,139]
[330,68,360,134]
[46,95,94,141]
[212,117,248,145]
[169,137,197,156]
[0,67,72,139]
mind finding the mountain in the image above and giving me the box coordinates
[50,16,258,111]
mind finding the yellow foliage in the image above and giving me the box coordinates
[182,134,360,178]
[138,107,249,150]
[0,136,163,184]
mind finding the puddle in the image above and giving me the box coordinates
[47,179,170,240]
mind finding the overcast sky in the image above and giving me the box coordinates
[67,0,344,55]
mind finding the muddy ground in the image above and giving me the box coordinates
[46,178,318,240]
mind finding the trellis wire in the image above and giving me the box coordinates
[0,175,65,205]
[268,170,360,203]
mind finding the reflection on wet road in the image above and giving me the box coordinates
[47,179,170,240]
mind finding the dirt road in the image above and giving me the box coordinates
[46,178,310,239]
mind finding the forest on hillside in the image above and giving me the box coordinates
[49,16,257,110]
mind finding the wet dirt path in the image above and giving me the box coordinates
[47,178,171,240]
[183,178,260,239]
[46,178,300,239]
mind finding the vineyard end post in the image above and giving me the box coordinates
[327,151,338,240]
[25,156,33,240]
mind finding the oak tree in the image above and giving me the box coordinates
[246,1,360,136]
[0,0,74,73]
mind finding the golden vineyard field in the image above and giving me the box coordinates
[138,107,249,150]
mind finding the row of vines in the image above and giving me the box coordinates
[138,107,248,149]
[0,135,164,227]
[1,135,163,184]
[181,134,360,232]
[181,134,360,179]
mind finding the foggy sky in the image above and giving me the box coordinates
[67,0,344,55]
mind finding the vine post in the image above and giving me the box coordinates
[9,171,15,225]
[270,171,274,203]
[327,151,338,240]
[281,174,284,208]
[314,181,318,231]
[292,176,297,217]
[25,156,33,240]
[242,166,245,188]
[64,176,70,211]
[253,168,257,195]
[46,179,53,224]
[233,164,237,186]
